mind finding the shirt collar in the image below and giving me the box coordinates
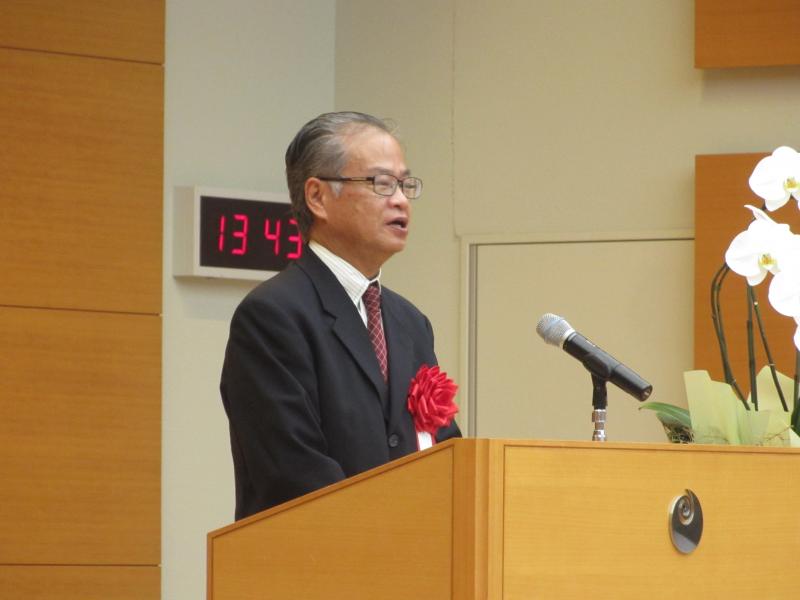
[308,240,381,304]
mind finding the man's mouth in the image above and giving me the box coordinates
[387,216,408,230]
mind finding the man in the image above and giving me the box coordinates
[220,111,461,520]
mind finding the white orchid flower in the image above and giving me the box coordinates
[768,258,800,318]
[725,205,797,285]
[794,317,800,352]
[748,146,800,211]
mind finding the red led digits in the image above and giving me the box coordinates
[218,215,226,252]
[287,219,302,259]
[232,214,248,255]
[206,200,302,268]
[264,219,281,255]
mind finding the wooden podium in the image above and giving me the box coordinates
[207,439,800,599]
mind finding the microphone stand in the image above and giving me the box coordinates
[591,374,608,442]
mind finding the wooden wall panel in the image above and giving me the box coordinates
[0,566,159,600]
[0,307,160,565]
[0,47,163,314]
[696,0,800,68]
[0,1,163,594]
[694,154,800,389]
[0,0,164,63]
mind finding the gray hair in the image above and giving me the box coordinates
[285,111,394,239]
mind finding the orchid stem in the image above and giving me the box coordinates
[711,263,747,406]
[710,265,730,379]
[748,285,789,411]
[746,285,758,410]
[793,350,800,436]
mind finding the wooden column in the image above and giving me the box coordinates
[0,2,163,598]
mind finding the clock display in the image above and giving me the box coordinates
[199,195,303,272]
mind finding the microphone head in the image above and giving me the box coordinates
[536,313,574,347]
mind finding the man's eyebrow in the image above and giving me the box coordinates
[371,166,412,177]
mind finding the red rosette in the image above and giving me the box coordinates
[406,365,459,435]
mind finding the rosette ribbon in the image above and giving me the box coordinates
[406,365,459,450]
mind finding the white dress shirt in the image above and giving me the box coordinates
[308,240,380,327]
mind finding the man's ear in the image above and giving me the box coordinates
[304,177,328,221]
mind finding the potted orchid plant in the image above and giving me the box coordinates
[643,146,800,446]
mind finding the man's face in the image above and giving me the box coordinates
[311,127,412,276]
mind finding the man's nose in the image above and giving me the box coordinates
[388,185,411,207]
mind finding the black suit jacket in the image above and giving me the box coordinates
[220,248,461,519]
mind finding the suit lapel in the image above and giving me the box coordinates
[295,250,388,408]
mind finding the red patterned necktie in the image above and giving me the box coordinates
[362,282,388,382]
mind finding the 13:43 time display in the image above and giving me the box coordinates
[199,195,303,272]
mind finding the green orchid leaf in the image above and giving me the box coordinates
[639,401,691,428]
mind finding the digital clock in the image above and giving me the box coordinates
[173,186,303,281]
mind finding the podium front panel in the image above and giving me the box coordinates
[501,441,799,599]
[209,446,455,600]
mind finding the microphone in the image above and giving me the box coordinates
[536,313,653,401]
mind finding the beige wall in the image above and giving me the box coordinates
[453,1,800,236]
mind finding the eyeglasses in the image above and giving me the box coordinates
[318,173,423,199]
